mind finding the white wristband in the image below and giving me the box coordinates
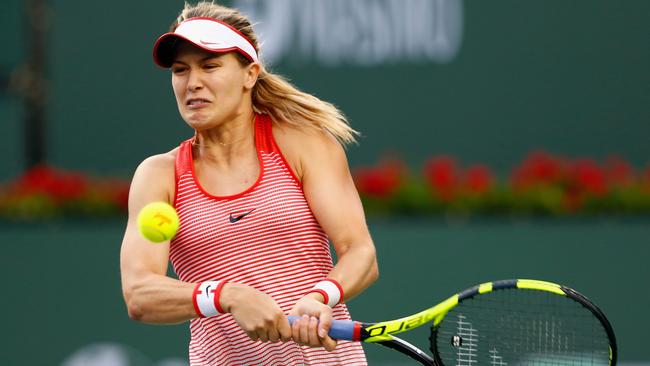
[309,279,344,308]
[192,281,225,317]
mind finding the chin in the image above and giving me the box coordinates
[184,112,212,127]
[186,120,212,131]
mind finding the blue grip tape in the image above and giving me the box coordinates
[287,315,356,341]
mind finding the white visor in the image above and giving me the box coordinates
[153,17,258,68]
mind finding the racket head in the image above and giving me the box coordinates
[430,279,617,366]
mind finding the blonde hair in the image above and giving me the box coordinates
[172,1,358,145]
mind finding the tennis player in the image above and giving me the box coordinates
[119,2,378,365]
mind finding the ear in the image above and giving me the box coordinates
[244,62,261,90]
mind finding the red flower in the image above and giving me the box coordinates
[567,158,607,196]
[353,158,406,198]
[11,165,88,202]
[423,156,458,200]
[604,155,635,187]
[462,164,494,194]
[511,151,565,190]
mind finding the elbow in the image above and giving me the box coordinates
[123,287,146,322]
[363,245,379,285]
[369,260,380,284]
[127,300,145,322]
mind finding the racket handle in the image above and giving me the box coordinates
[287,315,357,341]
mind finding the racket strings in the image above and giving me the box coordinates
[432,289,611,365]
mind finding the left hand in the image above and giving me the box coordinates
[288,293,337,351]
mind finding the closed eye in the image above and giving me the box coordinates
[171,66,188,74]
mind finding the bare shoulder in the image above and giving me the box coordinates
[272,122,346,181]
[136,148,178,175]
[130,148,179,204]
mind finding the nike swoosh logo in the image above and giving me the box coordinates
[229,209,255,223]
[200,39,225,46]
[205,285,211,298]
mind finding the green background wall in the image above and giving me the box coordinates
[1,0,649,179]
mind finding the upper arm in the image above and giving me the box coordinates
[276,126,373,257]
[120,152,177,293]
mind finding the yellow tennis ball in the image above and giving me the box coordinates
[137,202,179,243]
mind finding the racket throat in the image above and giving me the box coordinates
[377,336,434,366]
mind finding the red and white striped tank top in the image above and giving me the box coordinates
[170,114,367,365]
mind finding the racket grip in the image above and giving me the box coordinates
[287,315,357,341]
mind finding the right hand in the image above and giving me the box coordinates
[220,283,292,343]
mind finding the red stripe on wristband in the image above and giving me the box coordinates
[192,283,205,318]
[307,289,330,306]
[212,281,227,314]
[325,278,344,304]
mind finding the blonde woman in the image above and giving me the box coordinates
[120,2,378,365]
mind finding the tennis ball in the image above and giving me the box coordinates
[137,202,179,243]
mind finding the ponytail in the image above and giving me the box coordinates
[252,69,358,146]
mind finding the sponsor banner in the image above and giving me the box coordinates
[235,0,464,66]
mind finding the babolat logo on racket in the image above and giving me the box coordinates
[367,316,427,337]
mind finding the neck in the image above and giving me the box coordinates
[192,112,256,164]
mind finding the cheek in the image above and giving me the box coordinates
[220,74,247,99]
[171,78,185,103]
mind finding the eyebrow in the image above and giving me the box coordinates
[172,54,224,66]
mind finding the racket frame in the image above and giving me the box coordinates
[355,279,617,366]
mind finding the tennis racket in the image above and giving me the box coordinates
[290,279,616,365]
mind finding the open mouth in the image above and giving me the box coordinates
[186,98,211,109]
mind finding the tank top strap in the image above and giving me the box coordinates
[255,113,279,154]
[175,138,194,181]
[254,113,301,186]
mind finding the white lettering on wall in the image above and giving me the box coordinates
[234,0,464,66]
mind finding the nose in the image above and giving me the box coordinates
[186,69,203,91]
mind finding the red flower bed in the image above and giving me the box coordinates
[0,165,129,220]
[354,151,650,216]
[2,152,649,220]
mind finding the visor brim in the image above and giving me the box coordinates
[152,33,254,68]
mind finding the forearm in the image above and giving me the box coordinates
[123,273,197,324]
[325,242,379,302]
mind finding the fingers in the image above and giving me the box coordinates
[291,314,311,346]
[313,311,338,352]
[317,309,333,339]
[278,316,293,342]
[256,329,269,342]
[246,330,258,342]
[321,335,338,352]
[289,314,338,351]
[267,324,281,343]
[291,315,302,345]
[307,316,320,346]
[247,315,285,343]
[299,315,311,345]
